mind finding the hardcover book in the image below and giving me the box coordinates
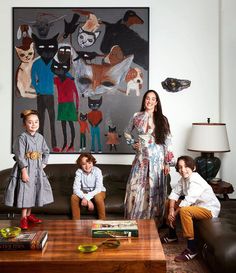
[91,220,138,238]
[0,230,48,251]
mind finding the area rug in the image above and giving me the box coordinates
[159,228,211,273]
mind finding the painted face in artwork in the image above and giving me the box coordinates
[77,28,100,48]
[58,45,72,63]
[32,33,59,64]
[51,58,70,81]
[73,55,133,97]
[79,113,88,121]
[15,42,34,63]
[109,126,116,133]
[88,96,102,110]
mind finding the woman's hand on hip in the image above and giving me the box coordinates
[164,164,170,175]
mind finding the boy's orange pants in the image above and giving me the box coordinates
[71,192,106,220]
[165,199,212,238]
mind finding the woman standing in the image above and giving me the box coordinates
[124,90,174,221]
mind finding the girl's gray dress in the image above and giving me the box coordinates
[4,131,54,208]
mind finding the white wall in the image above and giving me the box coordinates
[220,0,236,198]
[0,0,235,197]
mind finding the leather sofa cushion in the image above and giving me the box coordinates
[196,200,236,273]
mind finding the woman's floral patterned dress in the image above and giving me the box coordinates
[124,111,174,221]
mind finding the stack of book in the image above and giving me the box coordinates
[0,230,48,251]
[91,220,139,238]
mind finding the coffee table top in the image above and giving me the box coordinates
[0,219,166,273]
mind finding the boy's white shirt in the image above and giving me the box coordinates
[73,166,106,201]
[168,172,221,217]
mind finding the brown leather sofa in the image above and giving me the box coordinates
[195,200,236,273]
[1,164,235,273]
[0,164,131,219]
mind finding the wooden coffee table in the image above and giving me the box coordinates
[0,219,166,273]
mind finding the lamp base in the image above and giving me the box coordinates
[195,152,221,182]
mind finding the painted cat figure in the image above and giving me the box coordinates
[77,27,101,48]
[31,33,60,152]
[75,11,101,48]
[78,113,90,151]
[32,33,59,65]
[15,42,37,98]
[105,125,121,151]
[73,55,133,97]
[88,96,103,153]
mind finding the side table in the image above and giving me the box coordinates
[209,180,234,200]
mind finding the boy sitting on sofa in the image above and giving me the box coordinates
[162,155,221,262]
[71,153,106,220]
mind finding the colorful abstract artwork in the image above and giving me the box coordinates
[12,7,149,154]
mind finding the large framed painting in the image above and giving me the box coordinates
[12,7,149,154]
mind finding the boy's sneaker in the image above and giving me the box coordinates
[161,235,178,244]
[174,248,198,262]
[27,214,42,224]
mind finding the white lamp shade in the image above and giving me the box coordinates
[188,123,230,153]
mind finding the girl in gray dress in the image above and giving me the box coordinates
[4,109,54,230]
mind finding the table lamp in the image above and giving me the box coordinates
[188,118,230,182]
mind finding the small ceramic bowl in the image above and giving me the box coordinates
[77,244,98,253]
[0,226,21,238]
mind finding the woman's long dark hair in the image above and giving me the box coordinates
[140,90,170,144]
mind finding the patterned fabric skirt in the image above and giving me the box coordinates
[124,148,167,223]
